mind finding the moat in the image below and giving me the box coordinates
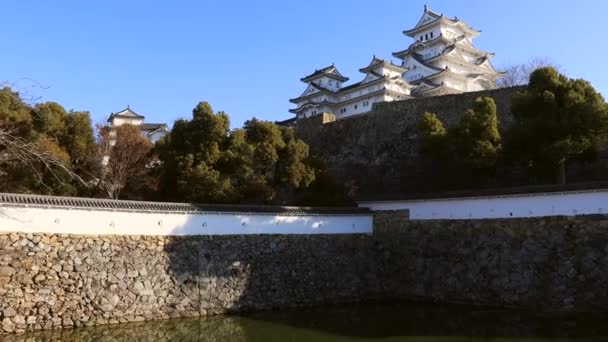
[9,302,608,341]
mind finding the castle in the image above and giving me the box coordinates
[107,107,169,143]
[289,6,503,121]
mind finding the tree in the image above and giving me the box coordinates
[156,102,316,204]
[0,88,89,194]
[453,97,501,169]
[97,124,155,199]
[155,101,233,203]
[418,97,502,186]
[497,57,560,88]
[31,103,97,194]
[507,67,608,184]
[418,112,448,158]
[230,119,315,203]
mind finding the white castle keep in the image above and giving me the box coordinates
[289,6,503,121]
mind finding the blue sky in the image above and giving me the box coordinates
[2,0,607,128]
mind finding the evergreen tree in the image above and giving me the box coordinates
[508,67,608,184]
[418,96,501,187]
[0,88,94,194]
[155,102,316,204]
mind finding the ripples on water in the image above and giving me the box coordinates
[8,302,608,341]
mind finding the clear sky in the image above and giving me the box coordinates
[2,0,607,128]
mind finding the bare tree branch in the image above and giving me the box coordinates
[497,57,563,88]
[1,78,50,105]
[96,124,154,199]
[0,128,89,189]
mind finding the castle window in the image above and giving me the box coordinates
[425,34,428,40]
[430,32,434,38]
[420,35,423,41]
[354,105,358,109]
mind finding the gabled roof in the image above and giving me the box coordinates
[301,65,349,83]
[359,56,407,74]
[107,107,144,122]
[410,69,448,85]
[140,123,168,131]
[412,79,443,92]
[289,82,336,103]
[275,117,297,127]
[406,52,446,72]
[289,99,336,114]
[403,6,479,38]
[412,5,443,29]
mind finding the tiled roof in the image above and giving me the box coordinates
[359,56,406,73]
[0,192,372,216]
[338,81,363,92]
[274,117,297,127]
[108,107,144,122]
[140,123,168,131]
[301,65,349,83]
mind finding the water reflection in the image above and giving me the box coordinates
[10,302,608,341]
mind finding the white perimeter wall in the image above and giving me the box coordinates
[0,206,373,236]
[358,190,608,220]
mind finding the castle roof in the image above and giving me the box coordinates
[403,6,480,38]
[359,56,407,73]
[140,123,168,132]
[301,65,349,83]
[107,107,144,122]
[411,81,458,97]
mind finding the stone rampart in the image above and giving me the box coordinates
[295,86,525,196]
[374,212,608,311]
[0,233,379,334]
[4,209,608,334]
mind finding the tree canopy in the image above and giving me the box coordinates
[418,96,501,186]
[507,67,608,183]
[155,102,316,204]
[0,88,96,195]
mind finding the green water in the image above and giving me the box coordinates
[9,302,608,341]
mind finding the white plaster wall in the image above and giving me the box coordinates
[112,117,144,126]
[358,190,608,220]
[0,206,373,236]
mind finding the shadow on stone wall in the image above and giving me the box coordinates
[7,215,608,338]
[156,217,608,340]
[163,218,382,317]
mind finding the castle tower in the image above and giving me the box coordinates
[289,61,411,120]
[392,6,503,96]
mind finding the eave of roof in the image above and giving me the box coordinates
[301,65,349,83]
[289,83,335,103]
[360,61,407,74]
[275,117,297,126]
[403,16,480,38]
[108,107,145,120]
[408,52,446,72]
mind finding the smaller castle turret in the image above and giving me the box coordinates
[289,60,411,120]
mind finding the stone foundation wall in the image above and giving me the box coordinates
[0,233,379,334]
[4,213,608,335]
[295,87,524,196]
[374,212,608,311]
